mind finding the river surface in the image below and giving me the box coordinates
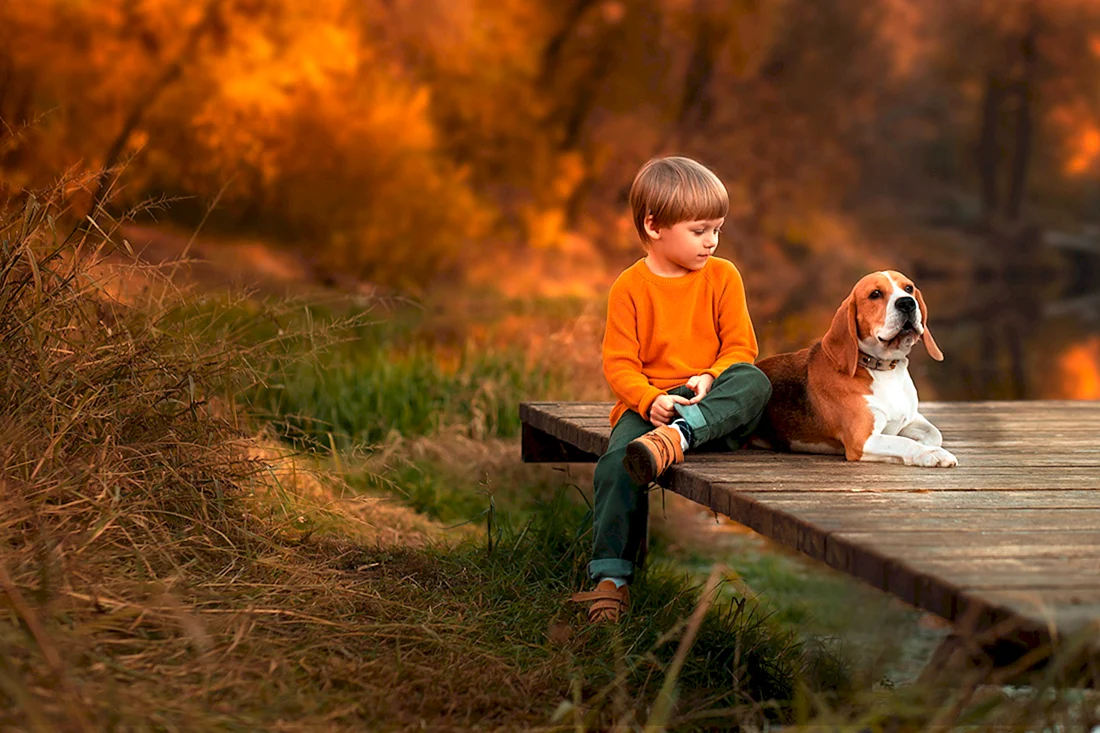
[753,245,1100,401]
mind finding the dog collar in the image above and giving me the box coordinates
[858,351,900,371]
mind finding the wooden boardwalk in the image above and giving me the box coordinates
[521,400,1100,650]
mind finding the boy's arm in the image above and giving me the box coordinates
[702,265,759,379]
[603,286,664,419]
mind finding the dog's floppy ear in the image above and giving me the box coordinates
[822,294,860,377]
[914,286,943,361]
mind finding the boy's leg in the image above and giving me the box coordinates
[589,409,655,585]
[672,362,772,450]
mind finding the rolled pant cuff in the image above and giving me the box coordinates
[589,558,634,583]
[673,402,709,445]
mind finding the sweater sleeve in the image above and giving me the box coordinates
[602,279,664,419]
[702,264,759,379]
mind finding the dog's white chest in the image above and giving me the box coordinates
[864,363,919,434]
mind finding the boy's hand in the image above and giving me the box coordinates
[649,394,691,427]
[685,374,714,404]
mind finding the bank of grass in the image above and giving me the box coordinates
[170,292,584,450]
[258,341,559,448]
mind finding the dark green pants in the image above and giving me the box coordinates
[588,362,772,583]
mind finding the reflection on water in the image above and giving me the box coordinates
[1059,338,1100,399]
[920,239,1100,400]
[756,241,1100,401]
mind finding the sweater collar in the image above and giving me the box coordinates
[633,257,710,285]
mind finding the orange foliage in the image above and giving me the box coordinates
[1066,126,1100,176]
[1058,337,1100,400]
[3,0,1100,296]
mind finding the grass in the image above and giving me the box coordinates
[166,289,586,451]
[253,341,561,449]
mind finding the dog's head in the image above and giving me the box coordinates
[822,270,943,377]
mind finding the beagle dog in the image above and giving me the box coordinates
[753,271,957,467]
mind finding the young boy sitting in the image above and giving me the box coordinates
[571,156,773,624]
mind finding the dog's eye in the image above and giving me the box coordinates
[869,290,882,300]
[904,284,914,294]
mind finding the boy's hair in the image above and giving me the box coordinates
[629,156,729,246]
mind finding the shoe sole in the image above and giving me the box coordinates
[623,442,657,485]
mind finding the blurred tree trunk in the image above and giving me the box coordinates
[559,3,629,226]
[86,65,183,218]
[560,35,617,225]
[0,53,34,171]
[979,8,1040,398]
[676,0,722,138]
[539,0,599,87]
[978,9,1038,229]
[561,39,615,152]
[86,1,223,220]
[977,73,1002,224]
[1006,16,1037,223]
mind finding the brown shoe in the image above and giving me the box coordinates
[571,579,630,624]
[623,425,684,485]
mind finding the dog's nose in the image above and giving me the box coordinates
[895,296,916,313]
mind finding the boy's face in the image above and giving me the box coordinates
[643,216,724,277]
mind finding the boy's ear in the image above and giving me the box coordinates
[643,215,662,241]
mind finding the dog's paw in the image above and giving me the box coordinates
[913,447,957,468]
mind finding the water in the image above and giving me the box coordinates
[755,243,1100,401]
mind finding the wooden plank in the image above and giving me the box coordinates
[728,506,1100,534]
[521,424,600,463]
[691,448,1100,467]
[964,590,1100,638]
[521,402,612,420]
[519,404,606,457]
[706,451,1100,464]
[902,557,1100,589]
[697,473,1100,491]
[519,400,1100,643]
[734,490,1100,509]
[832,530,1100,556]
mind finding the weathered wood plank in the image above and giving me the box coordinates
[519,400,1100,644]
[904,557,1100,589]
[729,507,1100,534]
[734,490,1100,509]
[966,590,1100,638]
[832,530,1100,555]
[521,424,600,463]
[698,473,1100,491]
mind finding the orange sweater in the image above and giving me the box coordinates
[603,257,759,426]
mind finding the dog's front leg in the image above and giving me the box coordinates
[898,413,944,447]
[859,433,957,467]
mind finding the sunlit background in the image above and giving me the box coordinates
[4,0,1100,400]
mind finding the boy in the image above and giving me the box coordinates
[570,156,772,624]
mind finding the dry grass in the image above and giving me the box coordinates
[0,179,504,731]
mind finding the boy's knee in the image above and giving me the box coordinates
[720,362,772,405]
[746,363,772,399]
